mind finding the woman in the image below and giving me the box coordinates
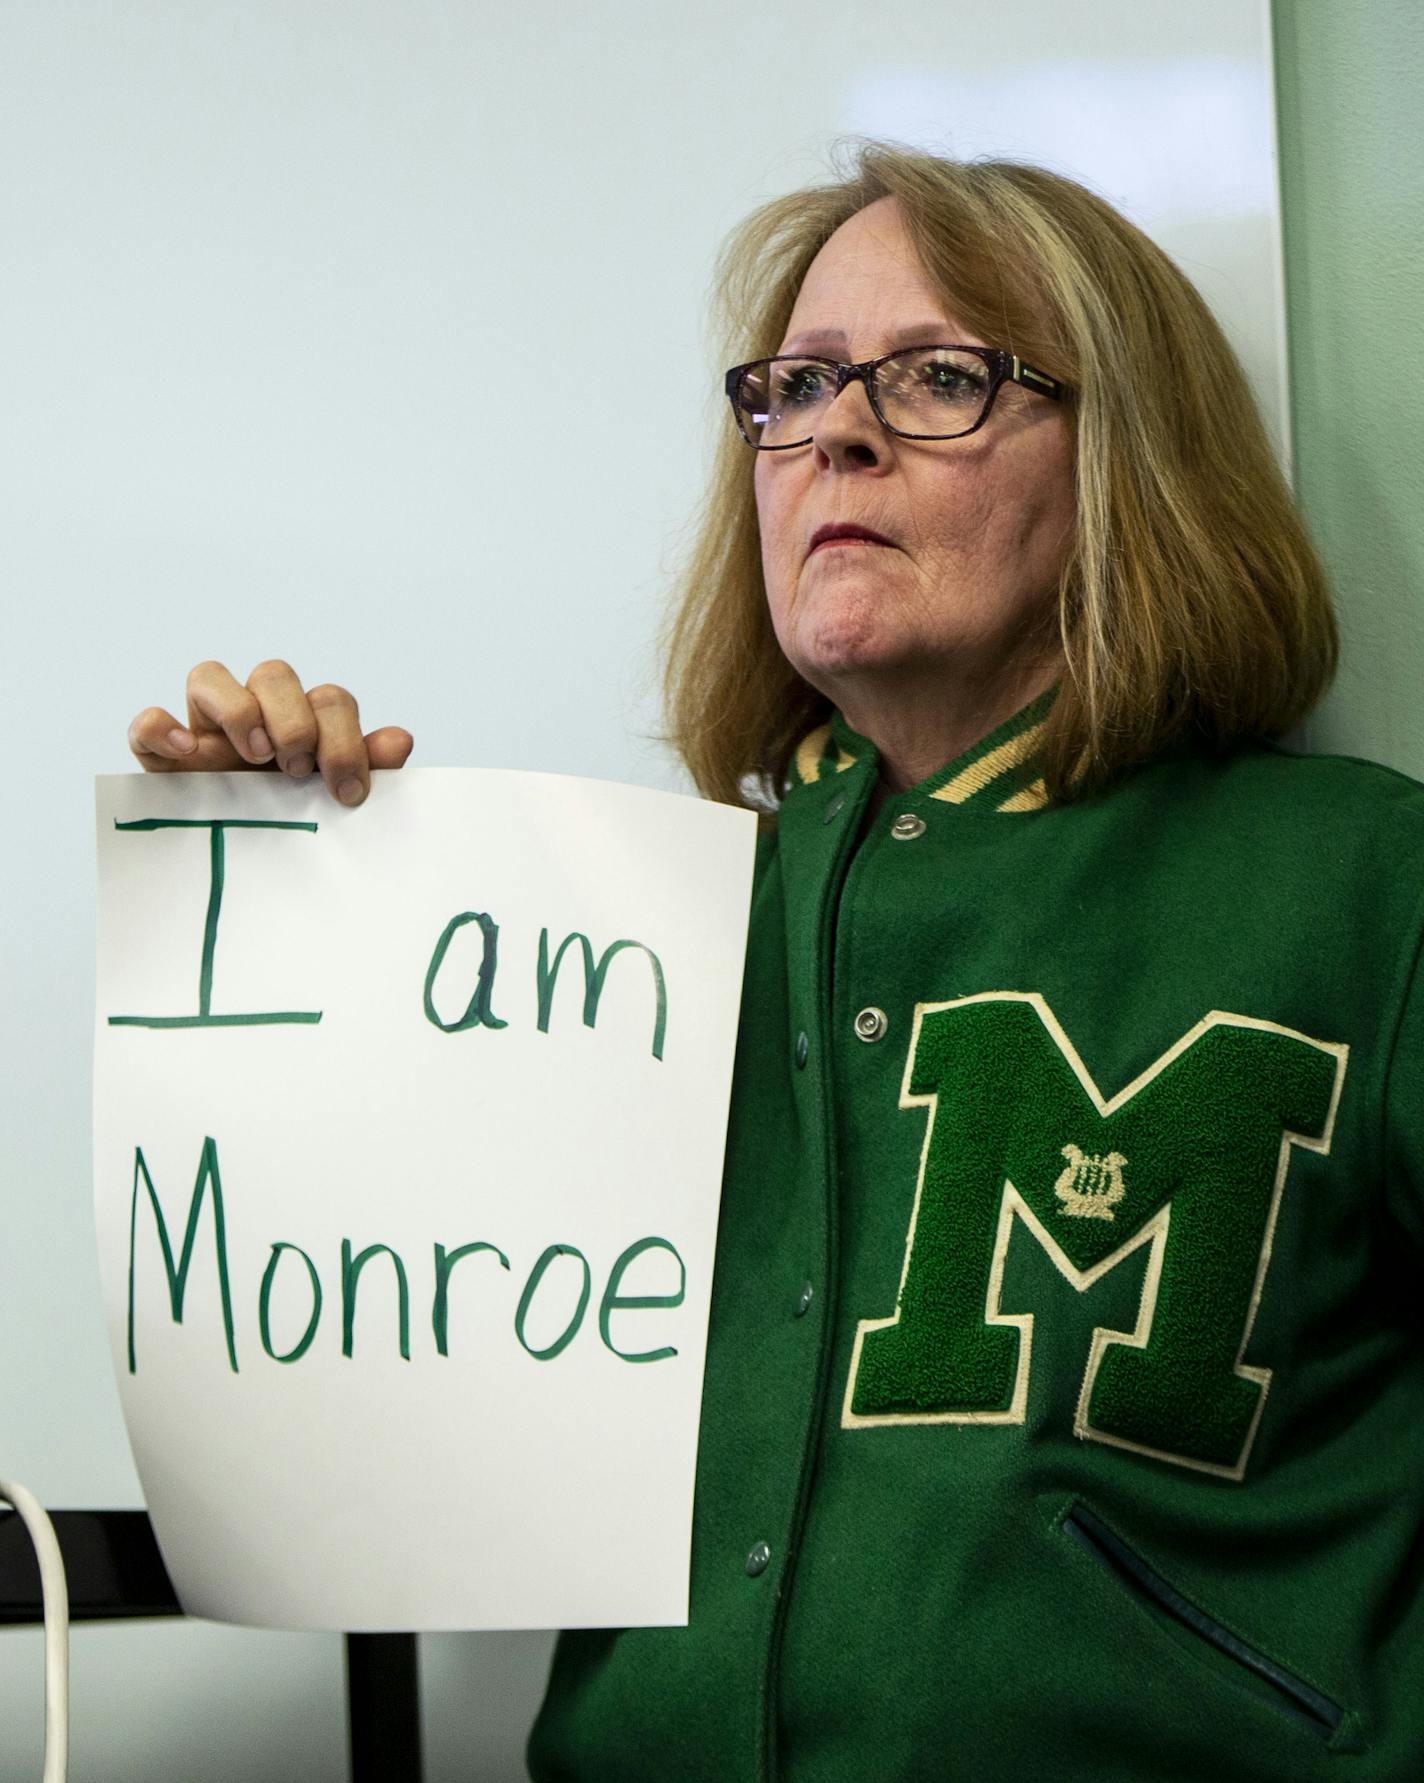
[128,144,1424,1781]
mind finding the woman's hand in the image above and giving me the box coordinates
[127,660,414,805]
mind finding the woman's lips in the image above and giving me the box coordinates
[809,534,898,556]
[805,523,898,562]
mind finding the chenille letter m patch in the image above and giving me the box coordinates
[841,992,1346,1480]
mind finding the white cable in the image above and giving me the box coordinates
[0,1478,69,1783]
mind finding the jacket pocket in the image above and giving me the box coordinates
[1061,1499,1344,1741]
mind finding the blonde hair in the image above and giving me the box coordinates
[660,139,1337,810]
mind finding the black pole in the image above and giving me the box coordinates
[345,1632,424,1783]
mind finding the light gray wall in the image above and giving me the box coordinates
[1274,0,1424,770]
[1,2,1279,1776]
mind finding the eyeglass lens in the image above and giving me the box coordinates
[735,348,992,445]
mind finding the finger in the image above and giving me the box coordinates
[364,726,415,770]
[307,683,370,805]
[246,659,321,777]
[128,705,245,772]
[129,705,199,767]
[185,660,277,766]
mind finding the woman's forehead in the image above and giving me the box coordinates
[781,199,977,352]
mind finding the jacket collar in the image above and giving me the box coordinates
[788,681,1062,814]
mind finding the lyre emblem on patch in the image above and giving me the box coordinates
[1054,1143,1127,1220]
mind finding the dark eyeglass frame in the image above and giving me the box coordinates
[723,344,1069,448]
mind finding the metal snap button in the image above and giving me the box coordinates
[823,793,846,823]
[890,813,926,840]
[745,1541,771,1577]
[794,1030,809,1069]
[854,1006,888,1043]
[794,1281,814,1318]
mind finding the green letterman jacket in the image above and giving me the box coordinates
[527,682,1424,1782]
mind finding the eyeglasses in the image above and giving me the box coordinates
[723,345,1068,449]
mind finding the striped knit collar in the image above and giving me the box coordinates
[789,680,1061,814]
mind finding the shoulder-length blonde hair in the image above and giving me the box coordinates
[660,139,1337,811]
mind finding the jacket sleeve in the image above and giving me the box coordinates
[1382,921,1424,1250]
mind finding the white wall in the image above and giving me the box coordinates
[0,2,1279,1775]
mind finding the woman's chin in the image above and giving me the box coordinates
[774,579,938,685]
[792,626,915,683]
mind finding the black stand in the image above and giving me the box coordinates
[0,1509,424,1781]
[345,1632,423,1781]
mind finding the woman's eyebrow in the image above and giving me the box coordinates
[779,321,959,354]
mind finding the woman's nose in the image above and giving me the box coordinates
[812,375,887,467]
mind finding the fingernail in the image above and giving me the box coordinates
[167,727,197,753]
[338,779,365,806]
[249,726,274,759]
[285,753,314,778]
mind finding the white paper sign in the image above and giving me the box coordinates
[93,767,757,1633]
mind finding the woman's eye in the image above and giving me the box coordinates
[921,361,986,400]
[773,363,833,408]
